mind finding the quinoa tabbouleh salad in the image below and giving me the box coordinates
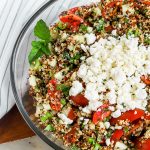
[28,0,150,149]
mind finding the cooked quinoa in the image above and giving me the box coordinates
[28,0,150,149]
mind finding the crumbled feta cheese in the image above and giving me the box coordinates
[43,104,51,111]
[83,119,89,125]
[85,33,96,45]
[49,59,57,67]
[58,113,73,125]
[74,34,85,43]
[71,35,149,114]
[106,139,111,146]
[104,122,110,129]
[112,110,122,118]
[54,71,63,81]
[29,75,36,86]
[115,142,127,150]
[69,81,83,96]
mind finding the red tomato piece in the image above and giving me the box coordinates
[68,109,76,121]
[68,7,79,14]
[70,94,89,107]
[135,139,150,150]
[104,25,114,33]
[64,124,78,143]
[50,102,61,111]
[110,109,145,125]
[144,114,150,120]
[140,1,150,6]
[93,111,111,124]
[93,111,102,124]
[60,14,83,24]
[111,129,124,142]
[126,121,142,136]
[141,75,150,85]
[49,79,57,85]
[101,111,111,120]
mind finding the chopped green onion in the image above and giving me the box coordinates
[40,116,48,123]
[144,37,150,45]
[57,21,67,30]
[63,51,71,60]
[40,112,53,123]
[79,24,88,32]
[56,84,70,96]
[96,19,104,32]
[94,143,101,150]
[127,28,140,38]
[60,98,66,106]
[124,127,129,133]
[88,137,95,145]
[44,124,55,131]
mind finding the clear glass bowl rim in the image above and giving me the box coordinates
[10,0,64,149]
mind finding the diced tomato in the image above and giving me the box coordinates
[68,109,76,121]
[50,102,61,111]
[60,14,83,24]
[141,75,150,85]
[64,124,78,143]
[68,7,79,14]
[49,79,57,85]
[110,129,124,142]
[70,94,89,107]
[110,109,145,125]
[135,139,150,150]
[144,114,150,120]
[104,25,114,33]
[140,1,150,6]
[93,111,111,124]
[93,111,102,124]
[126,121,142,136]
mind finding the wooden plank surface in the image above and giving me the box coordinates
[0,105,34,144]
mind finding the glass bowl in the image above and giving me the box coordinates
[10,0,89,149]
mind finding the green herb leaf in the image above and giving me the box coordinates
[56,84,70,96]
[94,143,101,150]
[28,47,43,64]
[60,98,66,106]
[88,137,95,145]
[127,28,140,38]
[144,36,150,45]
[32,41,50,55]
[124,126,129,133]
[34,19,50,41]
[57,21,67,30]
[44,124,55,131]
[79,24,88,32]
[96,19,104,32]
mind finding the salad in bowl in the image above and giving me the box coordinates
[28,0,150,149]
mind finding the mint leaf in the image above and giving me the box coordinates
[56,84,70,96]
[28,47,43,64]
[32,41,50,55]
[34,19,50,41]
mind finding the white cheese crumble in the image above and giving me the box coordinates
[84,33,96,45]
[54,71,63,81]
[70,35,150,115]
[58,113,73,125]
[106,138,111,146]
[115,142,127,150]
[49,58,57,67]
[69,81,83,96]
[29,75,36,87]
